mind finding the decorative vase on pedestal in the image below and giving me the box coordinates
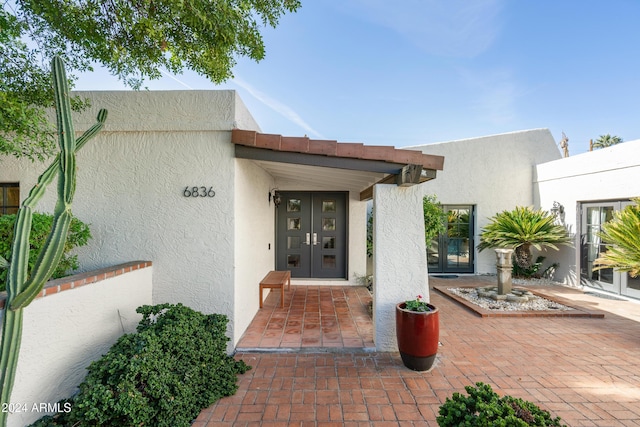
[395,302,439,371]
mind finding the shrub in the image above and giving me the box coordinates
[30,303,251,427]
[477,206,571,270]
[437,382,566,427]
[513,255,558,279]
[0,212,91,291]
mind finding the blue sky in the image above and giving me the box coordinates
[75,0,640,155]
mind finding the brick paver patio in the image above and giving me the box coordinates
[195,277,640,426]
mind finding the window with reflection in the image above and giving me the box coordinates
[1,183,19,216]
[322,255,336,269]
[582,206,615,284]
[322,236,335,249]
[287,218,301,230]
[287,255,301,268]
[288,236,301,249]
[322,218,336,231]
[287,198,301,212]
[322,200,336,212]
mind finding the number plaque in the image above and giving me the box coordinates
[183,186,216,198]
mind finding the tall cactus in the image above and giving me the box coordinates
[0,56,107,426]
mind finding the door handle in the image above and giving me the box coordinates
[312,232,318,245]
[305,232,310,245]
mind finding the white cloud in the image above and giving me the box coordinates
[158,69,194,90]
[341,0,505,58]
[232,77,326,139]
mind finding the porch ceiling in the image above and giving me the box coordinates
[250,159,387,192]
[231,129,445,199]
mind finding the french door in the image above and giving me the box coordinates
[276,192,347,278]
[428,205,475,274]
[580,200,640,298]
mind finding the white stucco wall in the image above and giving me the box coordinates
[373,184,429,351]
[534,139,640,285]
[1,266,152,427]
[0,91,262,349]
[348,193,369,283]
[407,129,562,274]
[233,159,276,344]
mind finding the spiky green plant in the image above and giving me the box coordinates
[593,199,640,277]
[0,56,107,427]
[477,206,572,269]
[592,134,623,149]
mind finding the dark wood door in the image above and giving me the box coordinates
[276,192,347,278]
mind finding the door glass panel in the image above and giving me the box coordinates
[447,238,470,268]
[427,236,439,269]
[322,255,336,269]
[287,255,301,268]
[627,273,640,291]
[582,206,614,284]
[322,200,336,212]
[322,236,335,249]
[287,236,301,249]
[287,218,301,230]
[287,199,301,212]
[322,218,336,230]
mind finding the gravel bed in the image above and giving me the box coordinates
[512,277,562,286]
[448,287,573,311]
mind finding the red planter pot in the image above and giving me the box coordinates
[395,302,439,371]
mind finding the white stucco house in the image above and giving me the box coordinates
[410,130,640,300]
[2,89,639,355]
[5,89,640,427]
[0,90,444,353]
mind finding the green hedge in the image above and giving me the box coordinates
[437,382,566,427]
[30,303,251,427]
[0,212,91,291]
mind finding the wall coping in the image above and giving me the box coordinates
[0,261,152,310]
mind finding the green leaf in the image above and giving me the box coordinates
[1,1,300,160]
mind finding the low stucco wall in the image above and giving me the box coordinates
[0,262,153,427]
[534,139,640,285]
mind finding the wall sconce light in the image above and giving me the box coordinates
[269,188,281,207]
[550,201,565,224]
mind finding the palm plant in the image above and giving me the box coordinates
[477,206,572,269]
[592,134,623,149]
[593,199,640,277]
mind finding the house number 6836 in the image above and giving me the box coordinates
[183,186,215,198]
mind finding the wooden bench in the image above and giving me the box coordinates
[259,270,291,308]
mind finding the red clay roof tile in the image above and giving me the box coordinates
[231,129,443,171]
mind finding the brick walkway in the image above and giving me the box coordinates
[195,278,640,426]
[237,285,374,350]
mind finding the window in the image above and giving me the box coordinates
[1,183,20,215]
[580,200,639,298]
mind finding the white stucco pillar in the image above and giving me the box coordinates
[373,184,429,351]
